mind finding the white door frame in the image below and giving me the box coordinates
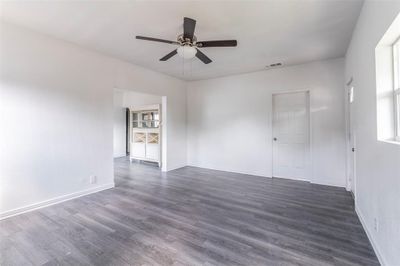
[345,81,357,196]
[271,89,312,181]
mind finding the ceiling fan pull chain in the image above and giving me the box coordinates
[182,56,185,76]
[190,58,193,78]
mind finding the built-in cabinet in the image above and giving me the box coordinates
[129,105,161,166]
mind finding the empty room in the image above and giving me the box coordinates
[1,0,399,265]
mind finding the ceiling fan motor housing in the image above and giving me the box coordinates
[177,34,197,46]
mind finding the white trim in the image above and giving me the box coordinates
[271,88,310,95]
[272,175,309,183]
[130,104,160,112]
[308,91,313,184]
[187,163,272,178]
[186,164,347,189]
[392,38,400,141]
[187,164,277,179]
[355,205,387,266]
[0,183,114,220]
[345,82,357,194]
[344,84,351,191]
[165,163,187,172]
[161,96,168,172]
[113,155,127,159]
[311,179,347,189]
[379,139,400,145]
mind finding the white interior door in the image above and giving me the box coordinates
[272,91,310,180]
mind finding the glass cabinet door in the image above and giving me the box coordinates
[131,110,160,128]
[132,112,139,128]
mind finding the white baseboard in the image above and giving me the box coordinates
[166,164,188,172]
[186,164,347,189]
[186,163,271,178]
[310,179,346,189]
[355,205,386,266]
[273,175,310,183]
[0,183,115,220]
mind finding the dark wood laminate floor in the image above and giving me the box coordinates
[1,157,379,266]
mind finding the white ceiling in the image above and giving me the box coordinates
[0,0,363,81]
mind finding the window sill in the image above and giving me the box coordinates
[378,139,400,146]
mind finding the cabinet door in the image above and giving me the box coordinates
[131,143,145,158]
[131,132,146,158]
[146,144,159,160]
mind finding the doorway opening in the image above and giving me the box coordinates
[272,91,311,181]
[113,89,166,170]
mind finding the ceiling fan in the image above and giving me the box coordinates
[136,17,237,64]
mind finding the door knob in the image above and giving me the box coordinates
[273,137,277,141]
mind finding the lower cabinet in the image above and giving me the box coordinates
[131,142,146,158]
[130,130,160,166]
[145,144,159,161]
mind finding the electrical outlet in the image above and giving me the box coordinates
[374,218,379,232]
[90,175,97,184]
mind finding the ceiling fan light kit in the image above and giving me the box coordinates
[177,45,197,59]
[136,17,237,64]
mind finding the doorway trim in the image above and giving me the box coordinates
[271,89,312,182]
[345,79,356,195]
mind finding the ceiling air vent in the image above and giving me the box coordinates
[268,62,282,68]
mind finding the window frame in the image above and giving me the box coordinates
[393,37,400,141]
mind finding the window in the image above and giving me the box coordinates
[393,38,400,140]
[375,13,400,144]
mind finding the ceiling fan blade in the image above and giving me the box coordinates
[136,36,178,44]
[196,49,212,64]
[160,49,177,61]
[183,17,196,40]
[197,40,237,47]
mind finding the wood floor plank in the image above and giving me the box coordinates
[0,157,379,265]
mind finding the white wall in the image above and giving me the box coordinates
[113,90,126,158]
[187,58,346,187]
[0,22,186,218]
[345,1,400,265]
[122,90,161,108]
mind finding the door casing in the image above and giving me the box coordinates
[345,84,357,196]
